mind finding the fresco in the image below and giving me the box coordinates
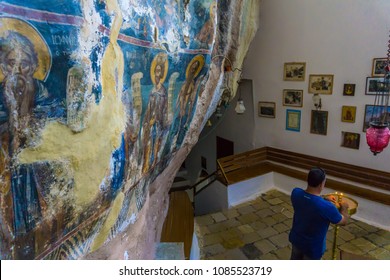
[0,0,218,259]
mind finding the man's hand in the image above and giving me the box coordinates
[324,195,337,203]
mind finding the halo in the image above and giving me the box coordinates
[0,17,51,82]
[150,52,168,85]
[186,55,205,79]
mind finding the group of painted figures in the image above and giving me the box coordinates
[0,11,211,258]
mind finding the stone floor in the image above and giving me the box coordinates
[194,190,390,260]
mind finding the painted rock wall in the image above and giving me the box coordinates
[0,0,259,259]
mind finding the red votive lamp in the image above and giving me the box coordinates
[366,124,390,155]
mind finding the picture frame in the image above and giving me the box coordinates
[283,89,303,107]
[365,77,388,95]
[308,74,334,94]
[343,84,355,96]
[286,109,301,132]
[341,106,356,123]
[363,104,390,132]
[310,110,328,135]
[341,131,360,150]
[372,58,387,77]
[258,102,276,118]
[283,62,306,81]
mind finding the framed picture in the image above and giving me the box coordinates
[372,58,387,77]
[310,110,328,135]
[308,74,334,94]
[283,89,303,107]
[343,84,355,96]
[283,62,306,81]
[286,109,301,132]
[341,131,360,149]
[363,104,390,132]
[365,77,389,95]
[341,106,356,123]
[258,102,276,118]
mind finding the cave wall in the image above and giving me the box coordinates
[0,0,259,259]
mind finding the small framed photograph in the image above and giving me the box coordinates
[372,58,387,77]
[283,89,303,107]
[365,77,389,95]
[283,62,306,81]
[341,131,360,149]
[258,102,276,118]
[308,74,334,94]
[286,109,301,132]
[363,104,390,132]
[310,110,328,135]
[341,106,356,123]
[343,84,355,96]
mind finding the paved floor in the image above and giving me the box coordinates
[194,190,390,260]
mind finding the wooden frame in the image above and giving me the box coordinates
[341,106,356,123]
[341,131,360,150]
[283,62,306,81]
[286,109,301,132]
[363,104,390,132]
[343,84,355,96]
[372,58,387,77]
[258,102,276,118]
[365,77,388,95]
[283,89,303,107]
[310,110,328,135]
[308,74,334,94]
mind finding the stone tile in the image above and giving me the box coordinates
[273,246,291,260]
[258,252,278,260]
[337,227,356,242]
[353,220,379,233]
[195,215,214,226]
[273,223,289,233]
[385,244,390,251]
[254,239,277,254]
[237,205,256,215]
[256,208,274,218]
[219,228,243,241]
[268,198,284,205]
[238,224,255,234]
[350,237,378,253]
[211,212,227,223]
[194,224,211,236]
[252,201,271,210]
[202,233,223,247]
[221,248,249,260]
[242,232,262,244]
[207,223,229,233]
[240,243,261,259]
[281,210,294,219]
[237,213,259,224]
[262,216,278,226]
[368,248,390,260]
[283,219,292,228]
[269,232,290,248]
[366,233,390,247]
[203,243,226,257]
[250,220,268,231]
[377,229,390,240]
[269,204,284,213]
[272,213,289,223]
[258,226,278,239]
[221,238,245,249]
[343,223,368,238]
[338,242,365,255]
[222,209,240,219]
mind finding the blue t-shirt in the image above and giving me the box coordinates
[289,188,342,259]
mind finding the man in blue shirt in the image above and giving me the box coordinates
[289,167,349,260]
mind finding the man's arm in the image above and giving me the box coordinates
[336,201,349,226]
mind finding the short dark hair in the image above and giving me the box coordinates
[307,167,326,187]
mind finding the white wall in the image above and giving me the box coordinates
[243,0,390,172]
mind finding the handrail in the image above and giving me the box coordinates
[170,171,217,194]
[217,160,229,185]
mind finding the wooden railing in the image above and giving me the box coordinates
[217,147,390,206]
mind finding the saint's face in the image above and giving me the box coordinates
[3,49,34,78]
[154,64,162,85]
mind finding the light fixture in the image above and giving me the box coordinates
[312,93,322,110]
[215,106,223,118]
[234,83,245,114]
[366,34,390,155]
